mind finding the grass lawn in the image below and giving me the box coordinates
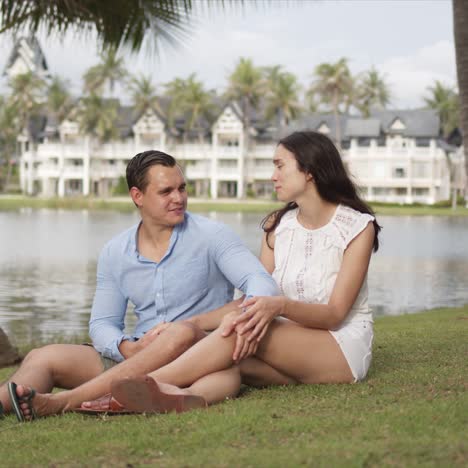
[0,306,467,467]
[1,195,468,216]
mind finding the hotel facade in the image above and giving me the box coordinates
[7,37,466,204]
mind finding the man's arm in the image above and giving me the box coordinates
[186,296,244,331]
[89,245,131,362]
[211,225,279,297]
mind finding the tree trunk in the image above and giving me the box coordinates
[0,327,22,368]
[3,156,13,193]
[453,0,468,205]
[333,90,342,152]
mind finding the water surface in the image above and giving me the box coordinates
[1,209,467,346]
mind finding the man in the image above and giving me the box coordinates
[1,150,278,416]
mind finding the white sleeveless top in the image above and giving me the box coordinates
[272,205,374,324]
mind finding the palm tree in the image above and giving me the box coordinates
[128,74,162,116]
[47,75,73,123]
[264,66,302,126]
[357,68,391,117]
[7,72,46,194]
[165,74,213,142]
[83,48,127,96]
[227,58,265,143]
[425,80,461,209]
[164,77,187,128]
[0,1,194,51]
[75,94,119,143]
[0,95,20,192]
[424,81,459,139]
[310,58,353,149]
[453,0,468,205]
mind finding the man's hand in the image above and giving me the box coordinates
[234,296,287,342]
[139,322,171,347]
[118,322,171,358]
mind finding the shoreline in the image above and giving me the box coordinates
[1,195,468,216]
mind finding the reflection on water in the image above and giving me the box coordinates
[1,209,467,346]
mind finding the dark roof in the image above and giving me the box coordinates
[29,99,444,144]
[369,109,440,137]
[4,36,49,77]
[283,113,350,142]
[345,118,381,137]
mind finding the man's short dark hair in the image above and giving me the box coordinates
[126,150,176,192]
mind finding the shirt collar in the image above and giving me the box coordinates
[130,216,187,261]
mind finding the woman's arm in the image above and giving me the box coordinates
[259,231,275,274]
[236,223,375,338]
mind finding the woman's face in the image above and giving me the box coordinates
[271,144,311,203]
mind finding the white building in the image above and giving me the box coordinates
[6,37,465,204]
[16,101,464,204]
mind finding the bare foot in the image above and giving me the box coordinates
[14,385,64,419]
[81,394,125,412]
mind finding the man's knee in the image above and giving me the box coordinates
[166,321,205,354]
[23,344,60,366]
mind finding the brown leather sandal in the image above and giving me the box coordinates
[111,375,207,414]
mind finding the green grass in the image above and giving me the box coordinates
[1,306,467,467]
[1,195,468,216]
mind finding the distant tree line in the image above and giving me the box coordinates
[0,51,460,191]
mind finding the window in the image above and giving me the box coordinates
[413,162,429,178]
[394,167,406,178]
[411,188,429,196]
[396,187,407,195]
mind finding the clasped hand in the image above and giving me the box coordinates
[221,296,286,362]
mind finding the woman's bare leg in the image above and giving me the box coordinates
[187,366,241,404]
[240,358,297,387]
[147,316,238,388]
[146,318,352,392]
[151,366,241,404]
[253,319,354,384]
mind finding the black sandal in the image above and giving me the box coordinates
[7,382,37,422]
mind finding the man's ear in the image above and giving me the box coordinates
[130,186,143,207]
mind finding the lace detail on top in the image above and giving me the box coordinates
[331,205,375,249]
[295,232,314,301]
[272,204,375,323]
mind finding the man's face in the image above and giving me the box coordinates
[133,164,188,226]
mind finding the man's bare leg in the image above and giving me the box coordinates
[0,344,103,413]
[9,321,203,417]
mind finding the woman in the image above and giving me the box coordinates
[10,131,381,418]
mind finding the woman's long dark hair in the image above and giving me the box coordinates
[262,131,381,251]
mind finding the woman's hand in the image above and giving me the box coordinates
[232,325,259,362]
[234,296,287,342]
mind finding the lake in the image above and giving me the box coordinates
[1,209,467,347]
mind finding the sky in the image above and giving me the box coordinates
[0,0,457,109]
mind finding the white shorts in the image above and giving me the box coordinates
[329,321,373,382]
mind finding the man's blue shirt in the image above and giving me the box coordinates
[89,212,278,361]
